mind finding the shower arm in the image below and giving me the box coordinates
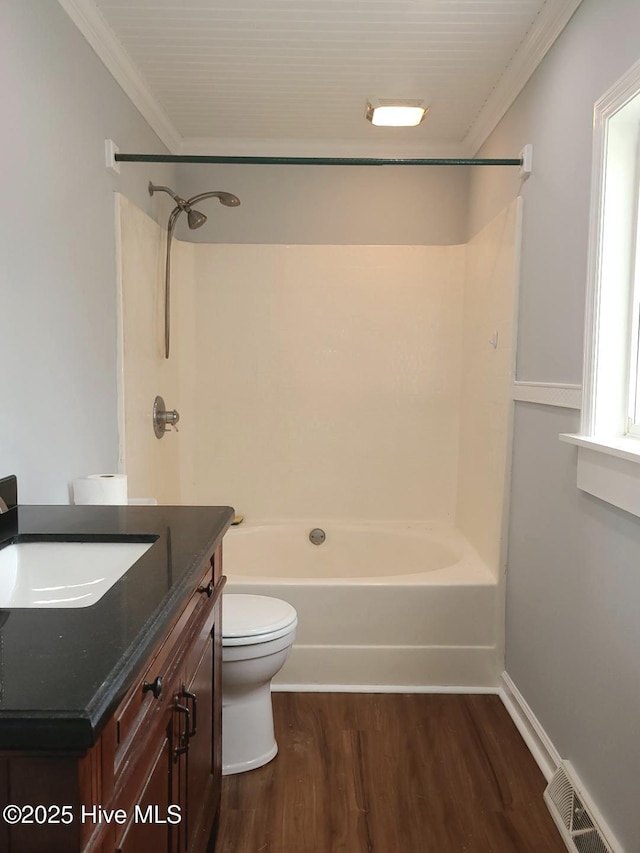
[151,184,184,205]
[164,205,183,359]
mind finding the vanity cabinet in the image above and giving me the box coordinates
[0,544,226,853]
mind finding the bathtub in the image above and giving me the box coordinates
[223,522,502,690]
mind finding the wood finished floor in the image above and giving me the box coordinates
[215,693,566,853]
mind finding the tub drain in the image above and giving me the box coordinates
[309,528,326,546]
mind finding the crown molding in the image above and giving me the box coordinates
[178,136,468,160]
[463,0,584,156]
[56,0,182,153]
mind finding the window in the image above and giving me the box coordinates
[560,59,640,517]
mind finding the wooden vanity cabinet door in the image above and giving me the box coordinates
[177,590,223,853]
[115,715,176,853]
[182,618,213,852]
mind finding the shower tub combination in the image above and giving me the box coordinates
[223,522,501,690]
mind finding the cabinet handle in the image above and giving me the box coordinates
[174,702,190,757]
[197,580,214,597]
[181,688,198,738]
[142,675,163,699]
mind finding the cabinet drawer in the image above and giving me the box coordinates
[114,562,214,767]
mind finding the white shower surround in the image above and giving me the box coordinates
[191,242,466,522]
[117,196,518,689]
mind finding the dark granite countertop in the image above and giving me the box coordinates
[0,498,233,752]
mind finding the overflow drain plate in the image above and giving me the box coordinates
[309,528,326,546]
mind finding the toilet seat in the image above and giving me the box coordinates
[223,594,297,647]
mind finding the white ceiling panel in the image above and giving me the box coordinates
[64,0,584,154]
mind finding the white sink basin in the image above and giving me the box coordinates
[0,541,154,608]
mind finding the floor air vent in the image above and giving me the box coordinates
[544,763,614,853]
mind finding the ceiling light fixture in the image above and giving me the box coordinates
[365,99,429,127]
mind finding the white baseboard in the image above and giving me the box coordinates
[272,683,500,694]
[498,671,561,781]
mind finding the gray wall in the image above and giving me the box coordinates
[1,0,176,502]
[468,0,640,847]
[176,163,469,244]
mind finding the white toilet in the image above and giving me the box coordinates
[221,593,298,775]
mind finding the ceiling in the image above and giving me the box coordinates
[59,0,583,156]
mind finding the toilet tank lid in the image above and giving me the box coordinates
[222,594,297,639]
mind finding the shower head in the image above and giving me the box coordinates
[185,191,241,228]
[187,190,241,208]
[217,192,241,207]
[187,209,207,229]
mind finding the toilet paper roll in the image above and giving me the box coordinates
[72,474,128,505]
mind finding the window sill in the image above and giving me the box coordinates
[559,433,640,462]
[560,433,640,517]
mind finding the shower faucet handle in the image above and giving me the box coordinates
[164,410,180,430]
[153,395,180,438]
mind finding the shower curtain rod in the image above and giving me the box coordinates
[114,153,521,167]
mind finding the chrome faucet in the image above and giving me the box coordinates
[153,396,180,439]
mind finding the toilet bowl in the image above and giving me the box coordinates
[222,593,297,775]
